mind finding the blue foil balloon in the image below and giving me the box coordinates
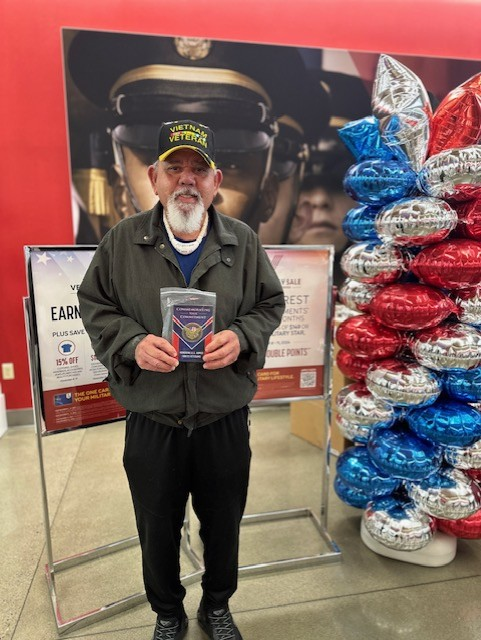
[336,446,401,495]
[338,116,397,162]
[342,205,380,242]
[443,367,481,402]
[334,475,372,509]
[343,159,417,206]
[407,400,481,447]
[368,424,442,480]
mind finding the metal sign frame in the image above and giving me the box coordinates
[24,244,341,635]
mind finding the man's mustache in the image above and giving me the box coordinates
[174,187,200,200]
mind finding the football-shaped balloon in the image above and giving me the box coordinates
[409,323,481,371]
[363,495,435,550]
[444,438,481,470]
[428,73,481,156]
[436,508,481,539]
[334,475,371,509]
[453,287,481,326]
[454,199,481,241]
[375,197,457,246]
[443,367,481,402]
[336,446,401,495]
[340,241,407,284]
[336,349,373,381]
[411,239,481,290]
[336,383,396,426]
[342,205,380,242]
[407,400,481,447]
[368,424,443,480]
[417,146,481,202]
[369,284,457,330]
[407,467,481,520]
[336,414,375,445]
[366,359,441,407]
[343,159,417,206]
[338,278,384,313]
[336,315,403,359]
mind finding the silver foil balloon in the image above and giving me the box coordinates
[372,55,432,171]
[340,242,407,284]
[336,414,374,444]
[409,323,481,371]
[454,287,481,326]
[380,109,431,173]
[363,495,435,551]
[375,197,457,246]
[417,146,481,201]
[372,54,432,120]
[336,383,396,426]
[366,359,441,407]
[407,467,481,520]
[445,438,481,469]
[338,278,384,313]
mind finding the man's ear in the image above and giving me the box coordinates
[257,173,279,223]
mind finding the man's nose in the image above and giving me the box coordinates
[179,168,196,185]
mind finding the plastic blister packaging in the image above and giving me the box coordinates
[160,288,216,362]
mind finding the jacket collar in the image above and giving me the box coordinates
[133,202,239,247]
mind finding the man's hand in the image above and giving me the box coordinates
[203,330,241,370]
[135,334,179,372]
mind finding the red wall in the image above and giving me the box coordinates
[2,0,481,411]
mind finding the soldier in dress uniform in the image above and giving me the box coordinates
[65,30,329,244]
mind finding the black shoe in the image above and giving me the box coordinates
[152,614,188,640]
[197,605,243,640]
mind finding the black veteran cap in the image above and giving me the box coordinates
[157,120,216,168]
[66,30,330,161]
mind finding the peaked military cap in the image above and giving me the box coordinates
[67,30,331,159]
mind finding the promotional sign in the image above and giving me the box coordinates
[26,247,125,433]
[26,245,332,432]
[255,246,333,401]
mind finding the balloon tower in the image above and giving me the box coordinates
[334,54,481,555]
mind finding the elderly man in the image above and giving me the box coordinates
[78,119,285,640]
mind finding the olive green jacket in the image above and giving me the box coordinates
[78,203,285,430]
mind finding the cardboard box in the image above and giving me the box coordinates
[290,337,348,454]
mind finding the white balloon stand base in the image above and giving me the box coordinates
[360,519,457,567]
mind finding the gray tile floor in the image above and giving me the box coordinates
[2,406,481,640]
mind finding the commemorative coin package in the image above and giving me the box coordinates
[160,288,216,362]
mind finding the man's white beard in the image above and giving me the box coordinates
[165,188,205,235]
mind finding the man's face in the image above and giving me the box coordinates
[287,186,353,253]
[148,148,222,218]
[119,144,269,229]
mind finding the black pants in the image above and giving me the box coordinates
[123,407,251,618]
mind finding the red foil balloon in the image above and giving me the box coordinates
[436,508,481,539]
[336,314,403,359]
[336,349,373,382]
[466,469,481,482]
[428,73,481,157]
[411,239,481,289]
[454,199,481,241]
[369,283,458,330]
